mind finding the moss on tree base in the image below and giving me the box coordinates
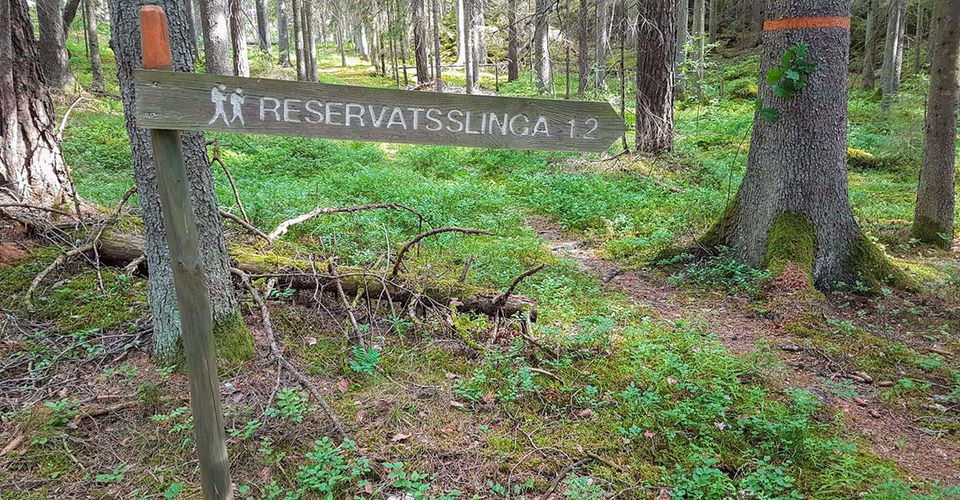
[844,235,919,292]
[763,212,815,284]
[212,312,255,367]
[910,215,952,250]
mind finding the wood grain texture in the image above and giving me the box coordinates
[134,70,626,152]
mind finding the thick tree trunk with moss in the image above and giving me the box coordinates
[0,0,76,209]
[700,0,903,291]
[634,0,675,153]
[911,0,958,248]
[107,0,253,365]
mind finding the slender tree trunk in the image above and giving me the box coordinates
[565,0,571,98]
[37,0,76,91]
[577,0,589,95]
[912,0,923,74]
[304,0,317,80]
[183,0,199,58]
[464,0,475,92]
[470,0,484,81]
[708,0,718,42]
[256,0,271,53]
[106,0,252,364]
[83,0,103,93]
[62,0,81,35]
[861,0,877,89]
[398,5,410,86]
[229,0,250,77]
[635,0,675,153]
[456,0,467,65]
[507,0,519,80]
[412,0,430,83]
[432,0,444,89]
[277,0,290,65]
[619,0,628,150]
[691,0,705,93]
[198,0,233,75]
[912,0,959,248]
[702,0,900,290]
[595,0,610,89]
[292,0,305,79]
[532,0,553,90]
[1,0,75,208]
[880,0,906,110]
[675,0,688,92]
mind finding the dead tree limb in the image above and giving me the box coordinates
[209,141,251,223]
[495,264,546,307]
[219,209,271,243]
[269,203,425,242]
[391,227,494,277]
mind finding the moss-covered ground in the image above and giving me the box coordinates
[1,23,959,499]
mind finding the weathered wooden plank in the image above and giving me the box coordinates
[134,70,626,152]
[139,7,233,499]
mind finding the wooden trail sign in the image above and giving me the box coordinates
[134,70,626,153]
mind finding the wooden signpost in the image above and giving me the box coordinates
[137,6,625,499]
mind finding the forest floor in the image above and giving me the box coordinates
[2,29,960,499]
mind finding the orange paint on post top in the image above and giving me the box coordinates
[763,16,851,31]
[140,6,173,70]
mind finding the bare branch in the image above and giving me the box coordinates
[268,203,425,241]
[391,226,494,277]
[219,209,271,243]
[495,264,546,307]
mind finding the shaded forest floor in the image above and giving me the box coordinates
[2,31,960,498]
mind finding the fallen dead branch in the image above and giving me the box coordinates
[234,268,349,439]
[495,264,546,307]
[219,209,271,243]
[269,203,425,242]
[391,226,494,277]
[209,141,250,223]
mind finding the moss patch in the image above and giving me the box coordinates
[844,235,919,292]
[213,312,255,368]
[910,215,953,249]
[763,212,816,287]
[846,147,887,170]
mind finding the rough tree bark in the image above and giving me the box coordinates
[861,0,877,89]
[412,0,430,83]
[62,0,81,35]
[675,0,689,92]
[256,0,271,53]
[595,0,610,89]
[37,0,76,91]
[0,0,75,208]
[880,0,906,110]
[183,0,199,57]
[507,0,519,80]
[107,0,252,364]
[277,0,290,65]
[533,0,553,91]
[303,0,317,81]
[83,0,104,93]
[229,0,250,77]
[577,0,589,96]
[699,0,906,291]
[635,0,675,153]
[912,0,958,248]
[198,0,233,75]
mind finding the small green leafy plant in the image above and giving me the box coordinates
[349,345,380,375]
[266,388,310,423]
[756,42,817,121]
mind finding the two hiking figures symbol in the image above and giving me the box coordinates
[209,84,245,126]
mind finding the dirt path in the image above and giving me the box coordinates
[530,217,960,486]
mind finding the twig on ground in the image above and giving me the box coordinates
[542,457,591,499]
[269,203,425,242]
[219,209,271,243]
[329,259,365,345]
[391,227,494,277]
[0,433,24,457]
[529,367,564,384]
[495,264,546,307]
[68,400,141,428]
[0,203,74,218]
[24,242,96,309]
[57,95,85,137]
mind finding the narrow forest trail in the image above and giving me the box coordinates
[528,216,960,487]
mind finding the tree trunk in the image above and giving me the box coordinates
[432,0,444,89]
[398,4,410,86]
[304,0,317,80]
[577,0,589,96]
[255,0,271,53]
[861,0,877,89]
[700,0,904,291]
[106,0,252,365]
[62,0,81,35]
[595,0,610,89]
[708,0,718,42]
[0,0,75,209]
[37,0,75,91]
[691,0,705,92]
[229,0,250,77]
[532,0,553,91]
[292,0,305,79]
[277,0,290,65]
[912,0,958,248]
[198,0,233,75]
[635,0,675,153]
[412,0,430,83]
[470,0,485,82]
[675,0,688,92]
[911,0,923,74]
[464,0,475,92]
[880,0,906,110]
[183,0,199,58]
[456,0,467,65]
[507,0,519,80]
[83,0,104,93]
